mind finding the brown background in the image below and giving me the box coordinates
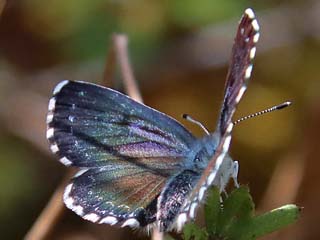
[0,0,319,239]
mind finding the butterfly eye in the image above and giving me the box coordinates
[194,148,210,164]
[194,153,202,163]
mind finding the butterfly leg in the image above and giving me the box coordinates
[219,160,239,202]
[232,160,240,188]
[220,187,228,202]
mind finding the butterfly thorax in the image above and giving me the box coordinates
[182,133,218,171]
[190,133,235,189]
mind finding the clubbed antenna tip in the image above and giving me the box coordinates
[233,101,292,125]
[275,101,292,110]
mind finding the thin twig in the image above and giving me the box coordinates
[113,34,143,103]
[258,152,305,212]
[0,0,6,17]
[151,228,164,240]
[24,169,77,240]
[102,39,117,86]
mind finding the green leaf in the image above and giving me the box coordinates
[183,223,208,240]
[230,204,300,240]
[217,186,254,236]
[183,186,300,240]
[204,187,221,235]
[164,235,175,240]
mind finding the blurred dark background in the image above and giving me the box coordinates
[0,0,319,239]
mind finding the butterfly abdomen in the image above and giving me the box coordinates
[157,170,200,232]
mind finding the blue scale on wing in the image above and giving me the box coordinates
[50,81,196,170]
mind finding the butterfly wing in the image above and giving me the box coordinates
[47,80,195,169]
[64,162,166,227]
[218,8,260,135]
[46,80,196,227]
[175,8,260,228]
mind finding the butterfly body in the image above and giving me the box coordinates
[157,133,236,231]
[47,8,260,232]
[181,133,236,190]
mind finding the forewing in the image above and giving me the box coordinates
[47,80,196,169]
[64,163,167,227]
[218,8,260,134]
[175,8,260,229]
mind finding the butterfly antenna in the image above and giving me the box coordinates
[182,114,210,135]
[233,101,292,125]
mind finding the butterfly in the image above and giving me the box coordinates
[46,8,260,232]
